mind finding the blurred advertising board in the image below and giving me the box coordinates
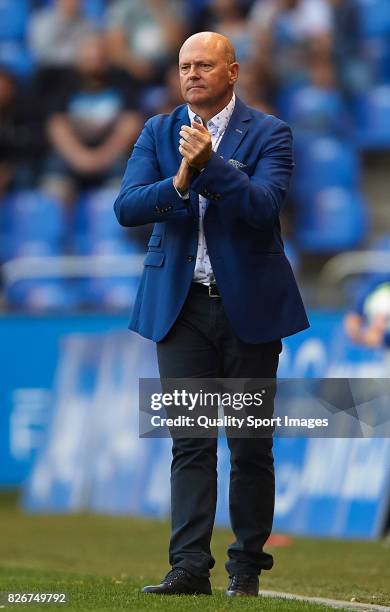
[1,312,389,537]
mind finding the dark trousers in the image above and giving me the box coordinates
[156,284,282,579]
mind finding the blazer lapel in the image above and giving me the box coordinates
[216,96,251,164]
[204,98,251,214]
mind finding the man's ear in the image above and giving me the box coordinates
[229,62,239,85]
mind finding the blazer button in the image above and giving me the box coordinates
[187,255,194,262]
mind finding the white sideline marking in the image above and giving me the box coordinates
[259,589,390,612]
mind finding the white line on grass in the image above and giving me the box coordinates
[259,590,390,612]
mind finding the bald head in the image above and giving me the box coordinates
[178,31,239,120]
[180,32,236,66]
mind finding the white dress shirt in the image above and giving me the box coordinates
[179,93,236,284]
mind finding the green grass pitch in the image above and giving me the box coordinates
[0,492,389,611]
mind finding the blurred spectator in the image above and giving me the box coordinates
[325,0,369,97]
[344,274,390,349]
[235,58,276,113]
[207,0,255,62]
[29,0,95,111]
[0,69,45,196]
[250,0,332,88]
[28,0,92,68]
[285,54,350,135]
[142,63,183,115]
[40,34,142,205]
[106,0,186,83]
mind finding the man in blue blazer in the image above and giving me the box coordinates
[114,31,309,597]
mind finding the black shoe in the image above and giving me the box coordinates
[226,574,259,597]
[141,567,212,595]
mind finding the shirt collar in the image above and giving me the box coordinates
[187,92,236,134]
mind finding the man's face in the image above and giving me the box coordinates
[77,37,107,77]
[281,0,300,10]
[179,38,238,107]
[57,0,80,17]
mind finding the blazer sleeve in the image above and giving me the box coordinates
[113,117,194,227]
[190,119,294,230]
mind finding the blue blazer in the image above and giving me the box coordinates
[114,96,309,343]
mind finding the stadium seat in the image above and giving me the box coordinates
[0,0,29,41]
[370,234,390,251]
[6,278,80,311]
[278,85,348,135]
[292,138,360,198]
[354,0,390,38]
[85,237,141,256]
[82,0,106,24]
[3,240,79,311]
[83,187,125,240]
[85,276,139,311]
[362,37,390,84]
[354,85,390,148]
[10,239,62,258]
[72,235,141,257]
[4,190,65,252]
[296,188,368,252]
[3,190,65,261]
[0,41,34,76]
[75,236,142,310]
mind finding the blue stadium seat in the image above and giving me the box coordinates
[292,137,360,198]
[296,188,368,252]
[354,85,390,148]
[83,187,124,240]
[76,237,142,310]
[10,239,62,258]
[0,41,34,76]
[278,85,348,135]
[371,234,390,251]
[0,0,29,40]
[2,190,65,260]
[354,0,390,38]
[82,0,106,24]
[84,237,140,256]
[85,276,139,311]
[4,189,65,243]
[3,240,79,311]
[363,37,390,84]
[6,279,80,311]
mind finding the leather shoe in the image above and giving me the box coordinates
[226,573,259,596]
[142,567,212,595]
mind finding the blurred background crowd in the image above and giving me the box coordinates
[0,0,389,334]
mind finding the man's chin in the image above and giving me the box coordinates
[185,90,210,105]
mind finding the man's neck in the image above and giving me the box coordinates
[188,91,234,124]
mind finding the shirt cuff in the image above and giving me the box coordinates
[172,177,189,199]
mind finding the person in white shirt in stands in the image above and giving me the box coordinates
[250,0,332,87]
